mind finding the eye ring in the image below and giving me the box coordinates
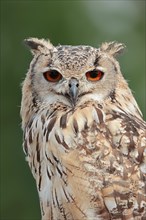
[43,70,62,82]
[86,70,104,81]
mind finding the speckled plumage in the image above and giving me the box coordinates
[21,38,146,220]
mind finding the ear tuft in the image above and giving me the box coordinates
[23,38,54,55]
[100,42,126,57]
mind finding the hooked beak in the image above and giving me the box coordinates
[68,78,79,106]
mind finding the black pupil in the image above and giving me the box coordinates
[50,70,59,79]
[90,71,98,78]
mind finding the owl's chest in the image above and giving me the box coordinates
[24,103,143,173]
[24,104,107,170]
[25,104,123,174]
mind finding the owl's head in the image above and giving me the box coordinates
[23,38,125,109]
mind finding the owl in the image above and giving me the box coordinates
[21,38,146,220]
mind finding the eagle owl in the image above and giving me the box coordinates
[21,38,146,220]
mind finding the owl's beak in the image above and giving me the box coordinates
[68,78,79,106]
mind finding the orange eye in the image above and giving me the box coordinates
[43,70,62,82]
[86,70,104,81]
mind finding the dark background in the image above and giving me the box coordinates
[1,1,145,219]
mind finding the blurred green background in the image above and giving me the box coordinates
[1,1,145,219]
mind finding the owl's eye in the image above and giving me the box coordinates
[43,70,62,82]
[86,70,104,81]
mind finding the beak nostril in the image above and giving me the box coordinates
[69,83,79,88]
[69,82,79,88]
